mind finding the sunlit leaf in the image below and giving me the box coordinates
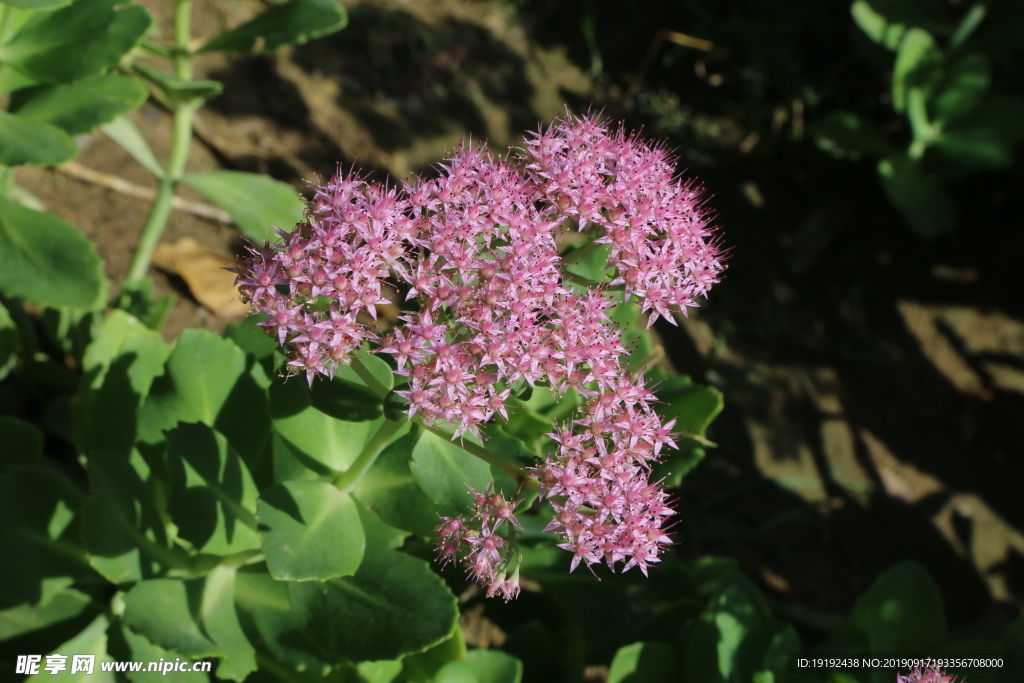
[199,0,348,54]
[0,109,76,165]
[9,73,148,135]
[180,171,305,242]
[257,479,365,581]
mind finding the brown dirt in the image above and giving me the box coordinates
[14,0,1024,649]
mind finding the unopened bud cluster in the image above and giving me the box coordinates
[236,113,724,596]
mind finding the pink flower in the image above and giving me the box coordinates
[897,666,961,683]
[235,111,725,593]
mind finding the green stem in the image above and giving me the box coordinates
[333,418,403,492]
[122,0,196,289]
[418,421,540,492]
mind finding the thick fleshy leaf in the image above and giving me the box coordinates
[435,650,523,683]
[199,0,348,54]
[892,28,942,113]
[401,629,467,682]
[75,310,169,456]
[877,154,955,238]
[850,0,945,51]
[288,542,458,662]
[166,423,260,556]
[0,1,151,84]
[256,479,365,581]
[813,111,891,160]
[849,561,945,654]
[932,54,990,125]
[80,449,179,583]
[200,566,258,681]
[0,196,106,310]
[0,108,76,165]
[682,569,780,683]
[122,580,219,656]
[608,642,674,683]
[108,622,211,683]
[24,614,116,682]
[132,63,223,105]
[101,116,164,177]
[0,464,89,605]
[122,567,257,682]
[270,379,373,472]
[933,96,1024,171]
[0,416,42,474]
[0,588,92,641]
[138,330,271,465]
[355,431,439,537]
[655,375,724,438]
[0,302,17,381]
[307,374,383,421]
[410,429,493,511]
[9,73,148,135]
[235,569,332,671]
[180,171,305,242]
[0,0,71,8]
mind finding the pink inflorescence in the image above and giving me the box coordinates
[897,666,962,683]
[236,112,725,596]
[436,486,524,601]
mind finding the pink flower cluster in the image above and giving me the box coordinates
[436,486,523,601]
[236,112,724,595]
[540,374,677,575]
[898,667,961,683]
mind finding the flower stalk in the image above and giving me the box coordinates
[123,0,196,289]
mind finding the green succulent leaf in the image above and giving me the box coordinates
[0,416,42,474]
[256,479,366,581]
[0,0,72,9]
[270,379,376,474]
[0,303,21,381]
[0,0,151,84]
[0,195,107,310]
[850,0,946,51]
[682,568,783,683]
[892,27,942,113]
[166,423,260,557]
[288,542,458,662]
[122,567,257,682]
[80,449,180,583]
[848,561,945,654]
[355,431,439,537]
[180,170,305,243]
[877,153,955,238]
[0,464,90,605]
[75,310,169,456]
[234,569,332,671]
[132,63,223,105]
[410,428,493,511]
[8,73,148,135]
[0,109,77,166]
[813,110,892,159]
[0,587,92,641]
[138,330,271,464]
[932,96,1024,170]
[25,614,117,682]
[101,116,165,177]
[608,642,674,683]
[199,0,348,54]
[932,53,991,125]
[435,650,524,683]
